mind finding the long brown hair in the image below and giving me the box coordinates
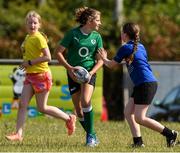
[75,6,101,26]
[123,22,140,64]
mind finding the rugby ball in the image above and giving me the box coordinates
[74,66,90,83]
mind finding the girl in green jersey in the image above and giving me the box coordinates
[56,6,103,147]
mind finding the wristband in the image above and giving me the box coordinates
[28,60,32,66]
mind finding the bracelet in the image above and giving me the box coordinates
[28,60,32,66]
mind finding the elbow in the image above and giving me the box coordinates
[48,56,51,62]
[46,55,51,62]
[55,46,63,57]
[56,50,62,57]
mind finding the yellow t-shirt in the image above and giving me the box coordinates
[23,31,50,73]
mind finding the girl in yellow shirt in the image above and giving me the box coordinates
[6,10,76,141]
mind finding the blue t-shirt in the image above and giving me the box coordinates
[113,41,157,86]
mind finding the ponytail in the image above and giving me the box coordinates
[123,23,140,65]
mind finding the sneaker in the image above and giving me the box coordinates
[166,130,179,147]
[131,143,145,148]
[66,114,76,136]
[5,133,23,142]
[86,133,97,147]
[93,134,100,145]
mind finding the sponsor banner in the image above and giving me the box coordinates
[0,65,102,118]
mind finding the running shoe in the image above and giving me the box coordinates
[131,143,145,148]
[166,130,178,147]
[5,133,23,141]
[66,114,76,135]
[86,133,97,147]
[93,133,100,145]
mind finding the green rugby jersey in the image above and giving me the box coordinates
[60,26,103,71]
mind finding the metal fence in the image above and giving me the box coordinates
[123,61,180,105]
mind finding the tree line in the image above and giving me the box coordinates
[0,0,179,60]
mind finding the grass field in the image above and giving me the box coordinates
[0,116,179,152]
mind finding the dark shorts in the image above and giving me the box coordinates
[67,73,96,95]
[131,82,158,105]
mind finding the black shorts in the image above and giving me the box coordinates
[67,73,96,95]
[131,82,158,105]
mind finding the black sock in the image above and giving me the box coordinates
[161,127,173,137]
[133,137,143,144]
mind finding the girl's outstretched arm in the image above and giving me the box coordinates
[98,48,118,69]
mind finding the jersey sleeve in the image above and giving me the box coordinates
[59,30,73,48]
[113,45,132,63]
[38,39,48,50]
[37,36,48,50]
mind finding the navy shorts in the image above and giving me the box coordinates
[67,73,96,95]
[131,82,158,105]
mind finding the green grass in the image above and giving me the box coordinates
[0,117,179,152]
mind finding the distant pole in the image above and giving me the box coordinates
[38,0,46,6]
[114,0,124,27]
[115,0,129,110]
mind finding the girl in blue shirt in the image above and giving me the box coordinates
[98,22,178,147]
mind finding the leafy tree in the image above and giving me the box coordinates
[123,0,180,60]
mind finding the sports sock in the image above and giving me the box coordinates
[161,127,173,137]
[79,117,87,132]
[83,105,95,135]
[133,137,143,144]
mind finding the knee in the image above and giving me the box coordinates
[134,116,145,125]
[124,107,131,119]
[81,97,90,106]
[76,112,83,118]
[75,109,83,118]
[37,106,46,113]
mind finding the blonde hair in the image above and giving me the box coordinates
[25,11,48,42]
[75,6,101,25]
[25,10,41,25]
